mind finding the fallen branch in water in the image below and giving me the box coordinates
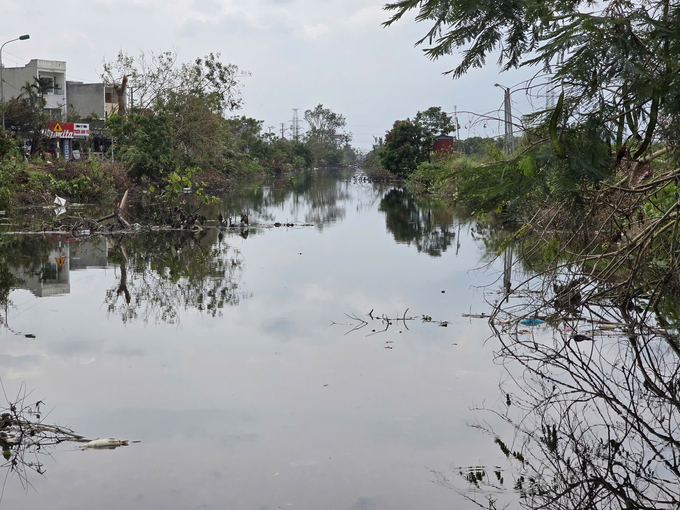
[332,308,451,336]
[0,380,135,497]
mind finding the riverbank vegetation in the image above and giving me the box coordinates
[383,1,680,507]
[381,0,680,300]
[0,50,357,212]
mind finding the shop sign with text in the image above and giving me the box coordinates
[43,122,90,139]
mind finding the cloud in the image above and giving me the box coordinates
[297,23,331,40]
[344,5,386,31]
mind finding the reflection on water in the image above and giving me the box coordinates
[0,171,668,508]
[449,222,680,508]
[379,189,456,257]
[106,231,248,324]
[200,169,353,230]
[0,169,565,509]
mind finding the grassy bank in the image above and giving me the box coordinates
[0,156,294,212]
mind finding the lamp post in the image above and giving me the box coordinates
[494,83,514,155]
[1,34,30,130]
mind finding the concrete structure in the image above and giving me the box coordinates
[66,81,105,118]
[104,87,123,118]
[0,59,67,118]
[67,81,122,119]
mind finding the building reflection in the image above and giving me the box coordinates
[12,236,109,297]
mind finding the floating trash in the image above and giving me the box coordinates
[520,318,545,326]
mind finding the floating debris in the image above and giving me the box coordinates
[82,438,133,450]
[520,318,545,326]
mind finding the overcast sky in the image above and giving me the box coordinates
[2,0,544,150]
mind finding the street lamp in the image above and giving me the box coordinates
[1,34,30,130]
[495,83,514,155]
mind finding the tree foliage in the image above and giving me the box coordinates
[414,106,455,137]
[303,104,352,166]
[379,120,431,175]
[383,0,680,167]
[102,51,246,178]
[2,78,51,149]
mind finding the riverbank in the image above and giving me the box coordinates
[0,157,302,212]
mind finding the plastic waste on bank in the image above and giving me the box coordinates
[54,195,67,217]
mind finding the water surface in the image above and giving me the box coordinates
[0,169,511,509]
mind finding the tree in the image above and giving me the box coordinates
[303,104,352,166]
[414,106,455,137]
[102,50,244,115]
[2,78,52,151]
[102,51,247,177]
[379,119,431,175]
[383,1,680,169]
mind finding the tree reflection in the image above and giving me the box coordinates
[194,169,351,230]
[456,262,680,508]
[106,230,249,324]
[379,189,456,256]
[0,237,53,328]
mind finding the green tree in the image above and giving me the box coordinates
[379,119,431,175]
[303,104,352,166]
[414,106,455,137]
[103,51,246,178]
[383,0,680,170]
[2,78,51,150]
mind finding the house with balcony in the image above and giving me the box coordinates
[1,59,67,118]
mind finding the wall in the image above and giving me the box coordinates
[67,82,105,118]
[1,64,36,101]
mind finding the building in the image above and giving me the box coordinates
[66,81,123,119]
[433,135,455,156]
[1,59,67,118]
[66,81,105,118]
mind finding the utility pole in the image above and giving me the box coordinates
[280,123,286,140]
[292,108,300,143]
[453,105,460,139]
[495,83,514,155]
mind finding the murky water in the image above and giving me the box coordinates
[0,169,513,509]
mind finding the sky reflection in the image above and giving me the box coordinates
[0,172,511,509]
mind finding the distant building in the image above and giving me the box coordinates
[1,59,67,118]
[67,81,124,120]
[66,81,105,118]
[433,135,455,156]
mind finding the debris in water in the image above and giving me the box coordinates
[82,438,134,450]
[520,318,545,326]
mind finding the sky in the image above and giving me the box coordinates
[1,0,546,150]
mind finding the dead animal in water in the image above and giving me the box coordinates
[82,438,133,449]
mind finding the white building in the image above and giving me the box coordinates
[1,59,67,118]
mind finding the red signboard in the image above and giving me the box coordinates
[43,122,90,139]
